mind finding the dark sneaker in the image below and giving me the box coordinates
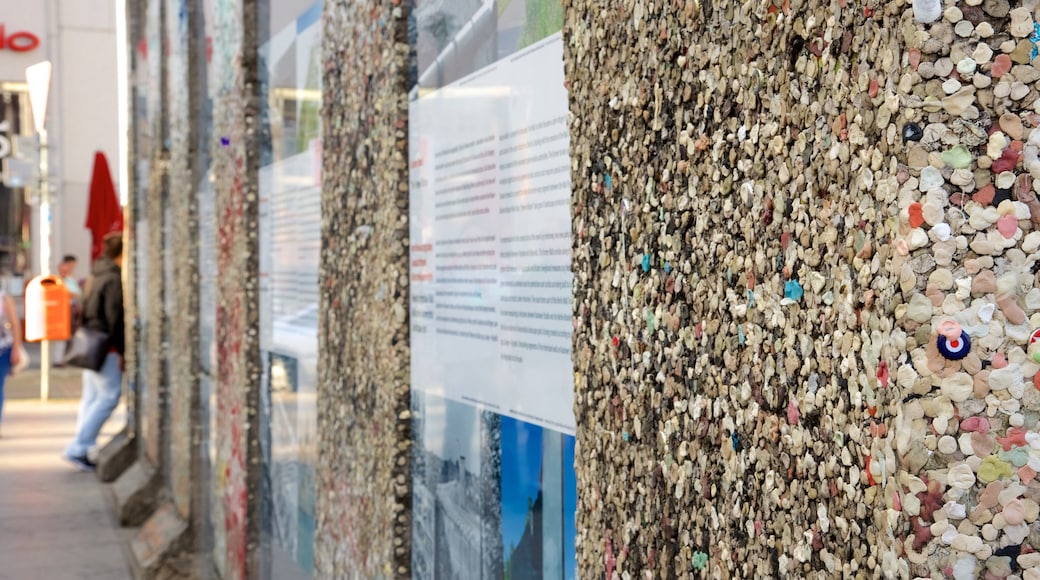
[62,453,96,472]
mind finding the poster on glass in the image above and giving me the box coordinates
[409,0,575,575]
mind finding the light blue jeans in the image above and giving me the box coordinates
[65,352,122,458]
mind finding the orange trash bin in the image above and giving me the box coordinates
[24,275,71,342]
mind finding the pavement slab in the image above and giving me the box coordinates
[0,400,132,580]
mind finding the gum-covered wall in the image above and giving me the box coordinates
[118,0,1040,576]
[209,0,261,577]
[313,0,413,577]
[564,0,1040,577]
[143,0,168,470]
[164,0,202,525]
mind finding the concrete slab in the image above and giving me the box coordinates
[0,401,132,580]
[96,427,137,483]
[130,501,191,579]
[109,459,160,528]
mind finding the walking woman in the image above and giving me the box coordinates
[0,279,24,429]
[63,234,124,471]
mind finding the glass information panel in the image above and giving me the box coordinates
[198,0,223,574]
[197,0,218,572]
[409,0,575,575]
[257,1,322,577]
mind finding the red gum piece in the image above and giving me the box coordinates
[960,416,990,434]
[997,427,1028,451]
[908,203,924,228]
[911,517,932,551]
[916,477,944,521]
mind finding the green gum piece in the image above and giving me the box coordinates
[941,144,972,169]
[978,455,1013,483]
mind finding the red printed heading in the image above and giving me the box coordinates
[0,25,40,52]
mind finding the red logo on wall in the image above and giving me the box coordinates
[0,25,40,52]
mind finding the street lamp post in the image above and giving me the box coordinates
[26,61,52,402]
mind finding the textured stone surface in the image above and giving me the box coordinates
[109,460,161,528]
[164,0,202,526]
[96,428,137,483]
[208,0,262,578]
[314,0,413,577]
[122,0,143,439]
[124,0,212,574]
[122,0,1040,576]
[564,0,893,577]
[562,0,1040,577]
[129,502,191,579]
[142,0,168,469]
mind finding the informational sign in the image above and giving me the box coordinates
[409,0,575,575]
[409,34,573,434]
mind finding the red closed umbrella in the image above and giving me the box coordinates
[84,151,123,261]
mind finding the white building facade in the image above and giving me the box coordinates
[0,0,119,289]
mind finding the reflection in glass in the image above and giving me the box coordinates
[412,0,564,93]
[257,1,322,577]
[198,0,219,575]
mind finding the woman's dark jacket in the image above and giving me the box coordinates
[82,257,124,356]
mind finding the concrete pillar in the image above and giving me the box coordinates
[107,0,164,529]
[209,0,263,578]
[314,0,414,576]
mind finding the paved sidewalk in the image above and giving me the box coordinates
[0,400,132,580]
[6,342,86,401]
[6,367,86,401]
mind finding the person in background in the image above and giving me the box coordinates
[63,234,124,471]
[55,255,83,362]
[0,278,24,431]
[57,255,82,302]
